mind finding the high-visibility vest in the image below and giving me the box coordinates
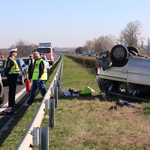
[32,58,47,80]
[4,57,20,75]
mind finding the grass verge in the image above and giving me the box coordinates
[40,56,150,150]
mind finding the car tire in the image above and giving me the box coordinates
[0,90,5,104]
[20,75,24,85]
[111,45,129,63]
[127,46,140,55]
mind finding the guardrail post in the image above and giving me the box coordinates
[54,87,58,108]
[49,99,55,127]
[39,127,49,150]
[51,86,58,108]
[45,99,50,110]
[54,79,60,90]
[32,127,40,146]
[57,80,61,90]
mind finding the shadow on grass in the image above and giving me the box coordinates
[0,96,43,147]
[58,93,148,105]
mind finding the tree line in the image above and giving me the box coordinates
[1,20,150,57]
[0,39,37,58]
[75,20,150,55]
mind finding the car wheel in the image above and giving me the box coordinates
[0,90,5,104]
[20,75,24,85]
[127,46,140,55]
[111,45,129,63]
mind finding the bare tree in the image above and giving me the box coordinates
[30,43,38,53]
[15,39,36,57]
[0,48,9,58]
[118,20,143,47]
[84,40,93,54]
[93,35,117,55]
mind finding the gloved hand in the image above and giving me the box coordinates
[37,78,41,83]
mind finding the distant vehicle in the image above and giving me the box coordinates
[0,58,28,85]
[41,55,50,70]
[22,57,29,70]
[92,52,96,57]
[35,42,54,65]
[0,61,5,104]
[96,44,150,101]
[83,51,87,56]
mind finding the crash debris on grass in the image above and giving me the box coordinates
[60,86,95,97]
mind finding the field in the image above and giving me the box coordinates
[0,55,150,150]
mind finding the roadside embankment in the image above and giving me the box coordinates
[65,55,99,69]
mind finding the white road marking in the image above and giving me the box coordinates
[0,87,27,112]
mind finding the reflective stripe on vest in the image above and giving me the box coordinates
[32,58,47,80]
[4,57,20,74]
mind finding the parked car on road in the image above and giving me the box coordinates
[96,44,150,101]
[41,55,50,70]
[22,57,29,70]
[0,58,28,85]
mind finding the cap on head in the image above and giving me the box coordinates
[9,48,17,53]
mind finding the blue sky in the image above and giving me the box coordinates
[0,0,150,48]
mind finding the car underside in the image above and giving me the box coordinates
[96,44,150,101]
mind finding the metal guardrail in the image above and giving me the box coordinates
[16,57,63,150]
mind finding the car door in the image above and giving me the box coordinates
[20,59,27,76]
[127,56,150,86]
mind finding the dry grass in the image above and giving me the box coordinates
[40,56,150,150]
[40,95,150,150]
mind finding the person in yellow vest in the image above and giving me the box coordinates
[4,48,19,107]
[24,52,47,106]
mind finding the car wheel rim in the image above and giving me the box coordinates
[113,47,125,59]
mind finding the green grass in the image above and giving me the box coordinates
[40,56,150,150]
[1,56,150,150]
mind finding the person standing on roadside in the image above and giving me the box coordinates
[28,54,34,80]
[1,55,4,59]
[4,48,19,107]
[24,52,47,106]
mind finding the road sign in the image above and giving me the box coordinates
[125,43,129,47]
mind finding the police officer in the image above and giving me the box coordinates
[4,48,19,107]
[24,52,47,106]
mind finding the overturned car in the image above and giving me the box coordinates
[96,44,150,101]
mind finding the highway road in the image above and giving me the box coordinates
[0,54,60,109]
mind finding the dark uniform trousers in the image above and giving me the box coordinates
[7,74,18,107]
